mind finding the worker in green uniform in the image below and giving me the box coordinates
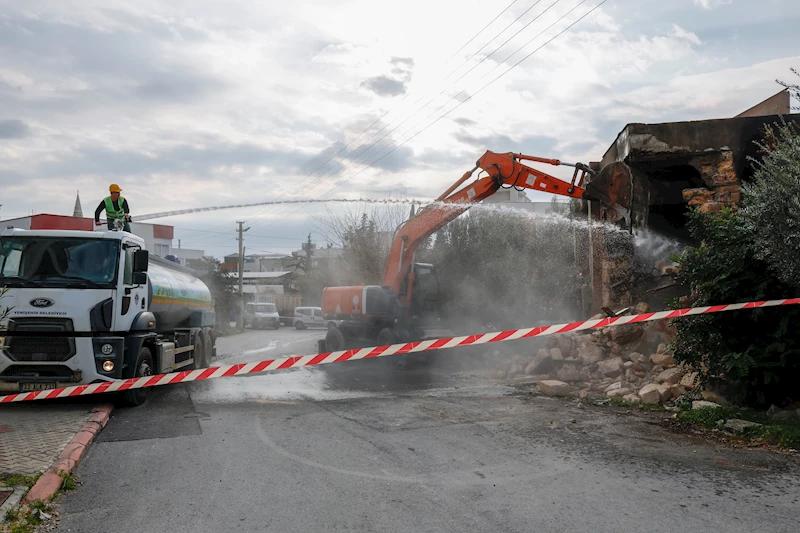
[95,184,131,232]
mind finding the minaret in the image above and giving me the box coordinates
[73,191,83,218]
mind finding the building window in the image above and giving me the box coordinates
[154,244,170,257]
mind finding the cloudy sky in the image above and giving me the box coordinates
[1,0,798,258]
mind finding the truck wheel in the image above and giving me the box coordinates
[119,347,154,407]
[193,335,209,369]
[377,328,395,346]
[295,321,306,330]
[325,327,345,352]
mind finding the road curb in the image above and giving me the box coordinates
[23,404,113,504]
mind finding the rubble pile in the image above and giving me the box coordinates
[496,304,715,405]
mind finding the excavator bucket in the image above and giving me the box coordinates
[582,161,633,227]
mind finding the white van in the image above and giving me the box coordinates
[245,302,281,329]
[293,307,338,330]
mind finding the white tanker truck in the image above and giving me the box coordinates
[0,227,216,406]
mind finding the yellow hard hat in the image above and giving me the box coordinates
[109,184,122,193]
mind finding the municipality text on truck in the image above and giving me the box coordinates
[0,228,216,406]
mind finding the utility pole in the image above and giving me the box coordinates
[236,221,250,329]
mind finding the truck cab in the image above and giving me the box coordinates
[0,228,215,405]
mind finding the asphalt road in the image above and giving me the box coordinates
[53,327,800,533]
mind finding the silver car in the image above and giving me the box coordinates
[245,302,281,330]
[293,306,338,330]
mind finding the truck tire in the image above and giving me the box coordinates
[295,321,306,330]
[119,347,154,407]
[377,328,395,346]
[193,334,209,369]
[325,327,345,352]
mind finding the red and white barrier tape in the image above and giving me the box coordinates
[2,297,799,403]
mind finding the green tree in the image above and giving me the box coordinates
[189,256,237,330]
[740,120,800,287]
[424,209,585,330]
[671,208,800,407]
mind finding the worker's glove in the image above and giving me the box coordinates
[125,214,132,221]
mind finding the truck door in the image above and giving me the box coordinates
[120,244,148,329]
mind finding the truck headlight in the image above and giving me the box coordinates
[102,360,115,372]
[101,343,114,355]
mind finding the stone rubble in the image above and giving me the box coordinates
[493,306,732,408]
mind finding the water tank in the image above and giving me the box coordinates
[147,257,213,330]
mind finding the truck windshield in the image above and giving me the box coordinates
[254,304,277,313]
[0,237,119,288]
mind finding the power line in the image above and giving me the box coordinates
[446,0,520,61]
[256,0,608,230]
[242,2,530,232]
[294,0,564,199]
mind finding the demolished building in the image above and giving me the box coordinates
[581,90,799,313]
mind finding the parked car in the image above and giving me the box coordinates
[245,302,281,329]
[294,306,339,330]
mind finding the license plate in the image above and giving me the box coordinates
[20,382,57,392]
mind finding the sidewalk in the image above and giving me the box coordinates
[0,403,107,476]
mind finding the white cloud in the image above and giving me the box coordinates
[694,0,734,10]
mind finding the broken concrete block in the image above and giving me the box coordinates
[655,383,673,402]
[638,384,662,404]
[623,393,641,403]
[723,419,762,432]
[538,380,572,397]
[701,390,730,406]
[771,410,799,422]
[680,371,699,390]
[558,336,574,357]
[557,365,582,382]
[656,343,667,354]
[610,324,644,345]
[550,348,564,361]
[580,346,604,366]
[507,361,525,378]
[650,353,676,367]
[656,368,684,385]
[597,357,623,378]
[670,384,686,398]
[629,352,647,364]
[607,388,630,398]
[605,381,622,393]
[692,400,721,410]
[513,375,552,385]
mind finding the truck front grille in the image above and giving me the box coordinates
[4,318,76,362]
[1,365,79,381]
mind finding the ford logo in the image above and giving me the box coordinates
[30,298,54,308]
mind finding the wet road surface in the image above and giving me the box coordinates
[53,328,800,532]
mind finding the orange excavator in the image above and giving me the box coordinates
[320,150,632,352]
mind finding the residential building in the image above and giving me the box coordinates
[171,247,206,267]
[0,212,175,258]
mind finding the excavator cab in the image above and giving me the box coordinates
[408,263,441,320]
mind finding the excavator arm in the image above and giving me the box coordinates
[382,150,632,305]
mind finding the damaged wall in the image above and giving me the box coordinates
[583,110,800,313]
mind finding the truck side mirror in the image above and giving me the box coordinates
[133,249,149,272]
[132,271,148,285]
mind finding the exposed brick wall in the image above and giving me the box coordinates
[681,150,742,214]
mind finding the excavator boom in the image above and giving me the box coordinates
[382,150,632,301]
